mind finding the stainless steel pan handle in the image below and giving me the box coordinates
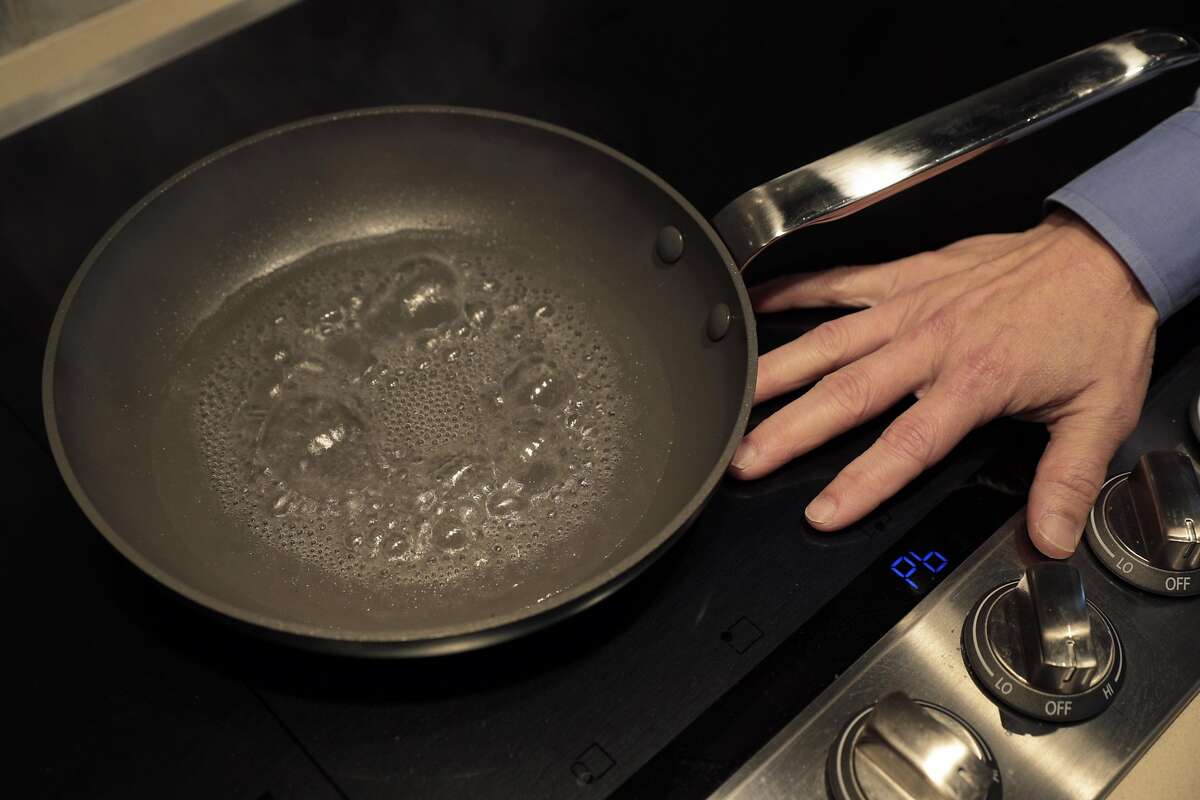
[714,29,1200,271]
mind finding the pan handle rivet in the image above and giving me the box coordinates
[706,303,732,342]
[656,226,685,263]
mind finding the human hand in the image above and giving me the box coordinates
[729,210,1158,558]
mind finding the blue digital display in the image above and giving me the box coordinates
[890,550,949,592]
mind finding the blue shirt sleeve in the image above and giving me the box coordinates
[1047,89,1200,320]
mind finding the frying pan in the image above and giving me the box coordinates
[44,31,1199,655]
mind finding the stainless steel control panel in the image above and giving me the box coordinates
[712,353,1200,800]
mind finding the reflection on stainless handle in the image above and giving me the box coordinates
[714,30,1200,271]
[1013,563,1099,695]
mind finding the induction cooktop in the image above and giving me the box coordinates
[3,5,1197,799]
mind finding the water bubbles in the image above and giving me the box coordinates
[478,384,504,413]
[269,492,294,517]
[457,501,484,526]
[465,301,494,330]
[502,355,573,410]
[192,237,633,592]
[432,518,472,553]
[255,393,375,495]
[486,492,529,517]
[416,489,438,513]
[324,334,374,373]
[433,452,478,490]
[364,255,462,336]
[343,527,366,553]
[382,527,415,563]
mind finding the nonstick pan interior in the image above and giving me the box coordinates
[45,108,754,652]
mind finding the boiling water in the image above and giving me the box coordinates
[183,232,655,591]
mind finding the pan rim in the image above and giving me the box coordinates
[42,105,758,654]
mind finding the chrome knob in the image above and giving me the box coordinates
[963,563,1122,722]
[827,693,1000,800]
[1086,451,1200,595]
[1008,563,1103,694]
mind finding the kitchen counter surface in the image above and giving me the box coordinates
[0,0,296,138]
[1111,689,1200,797]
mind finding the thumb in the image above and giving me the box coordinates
[1026,411,1129,559]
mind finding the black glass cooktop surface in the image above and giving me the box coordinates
[1,339,1030,799]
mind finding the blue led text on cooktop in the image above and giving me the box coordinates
[890,550,948,593]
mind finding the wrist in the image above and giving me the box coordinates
[1044,209,1160,326]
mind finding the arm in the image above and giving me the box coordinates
[1049,88,1200,319]
[730,88,1200,559]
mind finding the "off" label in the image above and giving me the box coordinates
[1044,700,1073,717]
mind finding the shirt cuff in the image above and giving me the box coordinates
[1047,95,1200,321]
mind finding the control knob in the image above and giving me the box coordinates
[963,562,1122,722]
[827,692,1001,800]
[1086,450,1200,595]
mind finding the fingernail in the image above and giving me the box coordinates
[731,439,757,471]
[1037,512,1080,556]
[806,494,837,526]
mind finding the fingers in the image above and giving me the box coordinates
[1025,410,1131,559]
[750,265,897,312]
[751,238,1019,314]
[755,303,908,403]
[730,336,933,480]
[802,377,995,530]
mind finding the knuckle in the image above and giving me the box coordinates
[809,319,851,363]
[949,344,1010,398]
[756,354,785,390]
[821,473,855,505]
[1067,395,1141,443]
[879,415,938,466]
[920,306,960,343]
[821,266,879,306]
[819,367,874,424]
[822,266,856,296]
[1041,457,1106,506]
[1090,399,1140,437]
[884,266,904,299]
[905,252,942,274]
[747,420,798,467]
[891,292,923,332]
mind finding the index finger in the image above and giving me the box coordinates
[750,264,895,312]
[755,302,906,404]
[729,335,933,480]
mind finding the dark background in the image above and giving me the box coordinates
[2,2,1198,798]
